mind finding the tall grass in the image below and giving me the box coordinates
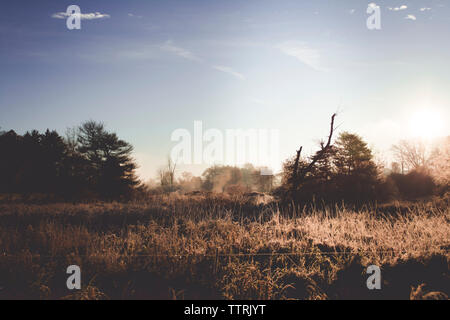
[0,194,448,299]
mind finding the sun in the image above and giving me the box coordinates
[408,109,445,139]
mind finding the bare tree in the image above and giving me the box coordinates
[64,126,80,154]
[427,136,450,185]
[391,139,430,173]
[159,156,177,190]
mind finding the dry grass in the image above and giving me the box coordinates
[0,194,448,300]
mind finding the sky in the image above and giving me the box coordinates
[0,0,449,181]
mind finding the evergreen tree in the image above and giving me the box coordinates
[77,121,140,198]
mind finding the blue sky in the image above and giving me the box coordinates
[1,0,449,180]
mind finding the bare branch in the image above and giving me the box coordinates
[292,146,303,183]
[292,113,337,190]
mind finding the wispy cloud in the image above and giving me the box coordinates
[212,65,245,80]
[420,7,431,12]
[128,13,143,19]
[349,9,356,15]
[160,40,201,62]
[52,12,111,20]
[277,41,326,72]
[387,5,408,11]
[405,14,417,21]
[159,41,245,81]
[114,48,156,61]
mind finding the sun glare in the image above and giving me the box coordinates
[408,109,445,139]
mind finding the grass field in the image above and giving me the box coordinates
[0,194,449,300]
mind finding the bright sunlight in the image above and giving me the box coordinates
[408,109,445,139]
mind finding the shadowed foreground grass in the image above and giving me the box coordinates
[0,194,449,300]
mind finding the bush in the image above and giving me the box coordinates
[389,170,435,199]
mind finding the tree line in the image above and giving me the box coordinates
[1,116,448,203]
[154,161,276,194]
[0,121,141,200]
[277,114,449,205]
[145,113,449,204]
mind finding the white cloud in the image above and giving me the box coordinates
[405,14,417,21]
[212,65,245,80]
[160,40,201,62]
[349,9,356,14]
[420,7,431,12]
[277,41,326,72]
[368,3,379,10]
[52,12,110,20]
[388,5,408,11]
[51,13,67,19]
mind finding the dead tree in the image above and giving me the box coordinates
[159,156,177,189]
[291,113,337,191]
[291,146,303,183]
